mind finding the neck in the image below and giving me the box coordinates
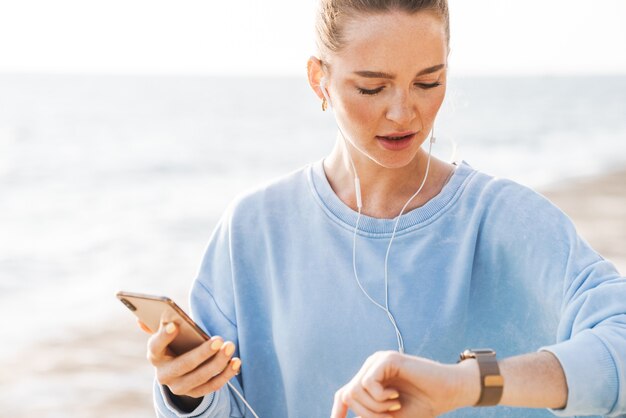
[323,134,440,218]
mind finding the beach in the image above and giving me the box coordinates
[2,168,623,418]
[0,73,624,416]
[542,169,626,274]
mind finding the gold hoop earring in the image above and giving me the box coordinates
[321,98,328,112]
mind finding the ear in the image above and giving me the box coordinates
[307,55,326,101]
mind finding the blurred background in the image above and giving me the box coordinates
[0,0,624,416]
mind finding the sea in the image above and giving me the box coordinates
[0,73,624,415]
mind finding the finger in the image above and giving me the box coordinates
[343,385,401,415]
[331,386,395,418]
[353,352,398,401]
[331,351,401,418]
[361,370,400,402]
[162,336,224,377]
[330,390,349,418]
[137,320,154,334]
[360,375,397,402]
[147,321,179,365]
[360,352,405,402]
[164,342,241,397]
[343,395,395,418]
[185,357,242,398]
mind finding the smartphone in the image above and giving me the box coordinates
[116,291,209,355]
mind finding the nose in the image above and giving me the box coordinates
[385,90,418,126]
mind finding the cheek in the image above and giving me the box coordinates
[340,94,381,131]
[408,89,446,127]
[427,86,447,118]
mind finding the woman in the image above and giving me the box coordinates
[147,1,626,417]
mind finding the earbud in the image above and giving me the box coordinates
[320,77,331,108]
[354,176,362,210]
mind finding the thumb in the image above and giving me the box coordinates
[160,320,179,340]
[148,320,179,363]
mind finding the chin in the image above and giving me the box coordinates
[368,151,421,170]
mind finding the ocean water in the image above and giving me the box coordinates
[0,73,624,413]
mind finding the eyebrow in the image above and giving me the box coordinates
[353,64,445,79]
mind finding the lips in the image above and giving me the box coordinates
[376,131,416,151]
[377,131,416,140]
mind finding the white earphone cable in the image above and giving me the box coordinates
[345,127,435,354]
[227,381,260,418]
[321,77,436,354]
[218,79,437,418]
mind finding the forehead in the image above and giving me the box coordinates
[334,10,448,73]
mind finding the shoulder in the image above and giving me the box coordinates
[199,163,315,270]
[460,164,600,266]
[459,163,568,221]
[221,162,314,227]
[453,162,582,250]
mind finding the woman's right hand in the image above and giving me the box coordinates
[142,319,242,409]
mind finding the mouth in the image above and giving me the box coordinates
[378,133,414,140]
[376,132,416,151]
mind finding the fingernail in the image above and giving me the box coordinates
[210,339,223,351]
[223,342,235,357]
[231,358,241,372]
[388,403,401,412]
[388,391,400,400]
[165,323,176,334]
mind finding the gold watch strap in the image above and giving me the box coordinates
[459,349,504,406]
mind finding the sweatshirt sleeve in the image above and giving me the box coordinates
[153,211,247,418]
[487,180,626,417]
[539,254,626,417]
[484,180,626,417]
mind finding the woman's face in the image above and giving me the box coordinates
[321,10,448,169]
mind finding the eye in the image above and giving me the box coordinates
[357,86,385,95]
[415,82,442,89]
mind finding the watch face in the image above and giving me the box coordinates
[459,348,496,361]
[472,348,496,355]
[459,349,476,360]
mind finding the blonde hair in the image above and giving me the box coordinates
[315,0,449,57]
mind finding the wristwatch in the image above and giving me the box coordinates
[458,348,504,406]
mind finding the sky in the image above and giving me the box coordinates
[0,0,625,76]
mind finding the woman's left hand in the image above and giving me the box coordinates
[330,351,480,418]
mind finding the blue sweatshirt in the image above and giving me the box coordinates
[154,160,626,417]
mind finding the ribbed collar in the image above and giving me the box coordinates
[307,159,475,237]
